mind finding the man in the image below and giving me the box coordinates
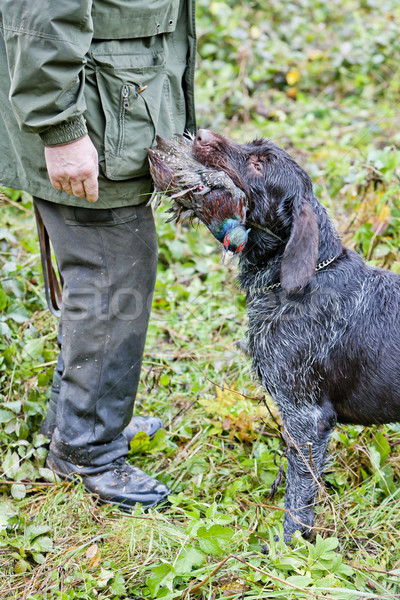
[0,0,196,508]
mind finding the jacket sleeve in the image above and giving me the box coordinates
[0,0,93,146]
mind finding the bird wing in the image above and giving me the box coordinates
[147,136,248,241]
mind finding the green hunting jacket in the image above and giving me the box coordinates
[0,0,196,208]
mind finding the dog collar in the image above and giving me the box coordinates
[247,254,339,294]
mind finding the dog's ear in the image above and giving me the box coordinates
[280,200,319,293]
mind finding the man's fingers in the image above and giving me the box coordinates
[45,135,99,204]
[71,179,86,199]
[83,177,99,203]
[51,177,72,194]
[51,178,63,191]
[52,174,98,202]
[59,179,73,194]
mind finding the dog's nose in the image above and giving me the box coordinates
[195,129,213,145]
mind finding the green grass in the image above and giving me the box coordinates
[1,1,400,598]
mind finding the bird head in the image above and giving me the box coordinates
[223,223,250,254]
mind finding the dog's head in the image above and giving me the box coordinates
[193,129,319,293]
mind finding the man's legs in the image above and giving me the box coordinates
[40,326,163,441]
[34,197,169,507]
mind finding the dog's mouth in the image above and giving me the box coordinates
[192,129,221,163]
[193,129,250,197]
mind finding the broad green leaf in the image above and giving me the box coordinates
[33,433,51,448]
[197,525,234,555]
[2,261,17,275]
[273,556,303,571]
[16,420,29,440]
[31,536,53,553]
[314,574,339,587]
[0,320,11,336]
[369,444,382,471]
[4,417,17,435]
[0,502,18,532]
[286,575,313,587]
[0,408,15,423]
[31,552,46,564]
[148,428,167,451]
[110,572,127,596]
[320,553,343,574]
[97,568,114,589]
[14,559,30,574]
[39,467,60,483]
[160,373,170,386]
[338,562,355,577]
[147,563,175,597]
[129,431,151,454]
[2,450,20,478]
[11,483,26,500]
[0,226,17,242]
[312,535,339,559]
[26,525,52,541]
[6,303,30,323]
[174,546,205,575]
[4,400,21,414]
[0,286,8,310]
[22,338,44,361]
[373,431,391,464]
[186,518,204,537]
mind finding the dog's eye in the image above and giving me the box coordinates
[252,162,262,173]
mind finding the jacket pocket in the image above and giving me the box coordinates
[94,48,180,181]
[92,0,181,40]
[64,205,138,227]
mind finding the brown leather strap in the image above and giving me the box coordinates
[34,203,63,318]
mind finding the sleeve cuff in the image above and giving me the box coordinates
[39,115,88,147]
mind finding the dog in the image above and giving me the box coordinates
[193,128,400,540]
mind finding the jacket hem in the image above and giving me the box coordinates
[1,174,153,209]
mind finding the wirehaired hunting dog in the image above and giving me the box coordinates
[193,129,400,540]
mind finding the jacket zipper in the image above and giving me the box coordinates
[117,85,129,156]
[122,85,129,109]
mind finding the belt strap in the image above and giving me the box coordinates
[34,203,63,318]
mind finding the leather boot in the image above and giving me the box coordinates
[47,451,170,509]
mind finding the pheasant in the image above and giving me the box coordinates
[148,136,249,254]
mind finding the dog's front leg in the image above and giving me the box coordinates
[281,400,337,541]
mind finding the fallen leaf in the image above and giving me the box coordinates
[86,543,101,567]
[286,71,299,85]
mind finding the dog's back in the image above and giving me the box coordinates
[318,253,400,425]
[246,247,400,426]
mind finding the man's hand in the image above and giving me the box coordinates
[45,135,99,203]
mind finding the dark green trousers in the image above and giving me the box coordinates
[34,198,158,469]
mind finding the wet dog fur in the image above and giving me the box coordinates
[193,129,400,540]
